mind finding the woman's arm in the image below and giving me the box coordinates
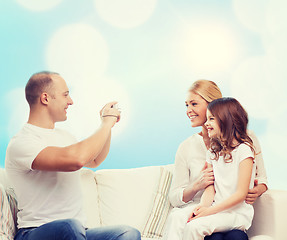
[169,147,191,207]
[192,157,254,219]
[169,137,214,207]
[247,131,268,203]
[183,162,214,203]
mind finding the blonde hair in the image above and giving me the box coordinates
[189,79,222,103]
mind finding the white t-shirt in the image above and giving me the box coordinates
[207,143,255,221]
[169,131,267,208]
[5,123,86,229]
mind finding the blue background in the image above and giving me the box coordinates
[1,0,286,190]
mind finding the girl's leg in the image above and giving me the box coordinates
[86,225,141,240]
[223,229,248,240]
[14,219,86,240]
[205,233,224,240]
[183,212,245,240]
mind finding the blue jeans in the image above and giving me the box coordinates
[14,219,141,240]
[205,229,248,240]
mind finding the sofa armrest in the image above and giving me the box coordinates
[247,189,287,239]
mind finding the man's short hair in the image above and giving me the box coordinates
[25,71,59,106]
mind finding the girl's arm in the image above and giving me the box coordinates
[192,157,253,220]
[187,163,215,222]
[198,163,215,207]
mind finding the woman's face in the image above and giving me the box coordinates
[185,91,209,128]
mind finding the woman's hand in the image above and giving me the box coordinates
[245,179,267,204]
[182,162,214,203]
[194,162,214,192]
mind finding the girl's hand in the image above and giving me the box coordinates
[194,162,214,191]
[187,205,210,223]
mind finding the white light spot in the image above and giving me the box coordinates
[57,76,131,140]
[266,0,287,37]
[46,24,109,86]
[232,0,269,34]
[173,21,240,76]
[230,56,285,119]
[94,0,157,28]
[16,0,63,11]
[5,88,29,138]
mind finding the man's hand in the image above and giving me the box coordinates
[245,179,267,204]
[100,102,121,127]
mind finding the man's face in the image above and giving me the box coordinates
[47,75,73,123]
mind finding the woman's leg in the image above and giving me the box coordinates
[14,219,85,240]
[163,205,196,240]
[86,225,141,240]
[223,229,248,240]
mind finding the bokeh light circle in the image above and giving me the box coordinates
[232,0,269,34]
[58,76,131,140]
[6,88,29,138]
[46,23,109,87]
[16,0,63,11]
[230,56,285,119]
[94,0,157,28]
[173,21,240,76]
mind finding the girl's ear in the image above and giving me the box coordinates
[40,92,49,105]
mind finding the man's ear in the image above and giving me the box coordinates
[40,92,49,105]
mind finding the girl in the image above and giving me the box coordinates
[185,97,256,239]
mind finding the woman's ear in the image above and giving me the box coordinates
[40,92,49,105]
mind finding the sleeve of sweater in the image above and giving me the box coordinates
[169,142,192,207]
[248,130,268,187]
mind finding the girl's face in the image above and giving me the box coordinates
[185,91,209,128]
[205,109,221,138]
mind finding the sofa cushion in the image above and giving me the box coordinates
[0,184,17,240]
[141,167,172,238]
[80,169,101,228]
[95,166,172,235]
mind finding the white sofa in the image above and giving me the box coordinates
[1,165,287,240]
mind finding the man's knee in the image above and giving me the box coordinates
[57,219,85,240]
[118,226,141,240]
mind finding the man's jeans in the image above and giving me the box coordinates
[14,219,141,240]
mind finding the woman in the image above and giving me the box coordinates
[164,80,267,240]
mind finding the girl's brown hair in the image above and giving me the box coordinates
[208,97,254,162]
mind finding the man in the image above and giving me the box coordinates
[5,71,141,240]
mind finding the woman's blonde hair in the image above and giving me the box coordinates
[189,79,222,103]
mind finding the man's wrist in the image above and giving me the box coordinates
[102,115,118,118]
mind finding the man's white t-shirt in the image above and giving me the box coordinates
[5,123,86,229]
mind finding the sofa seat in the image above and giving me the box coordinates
[1,165,287,240]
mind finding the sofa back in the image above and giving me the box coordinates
[81,165,173,238]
